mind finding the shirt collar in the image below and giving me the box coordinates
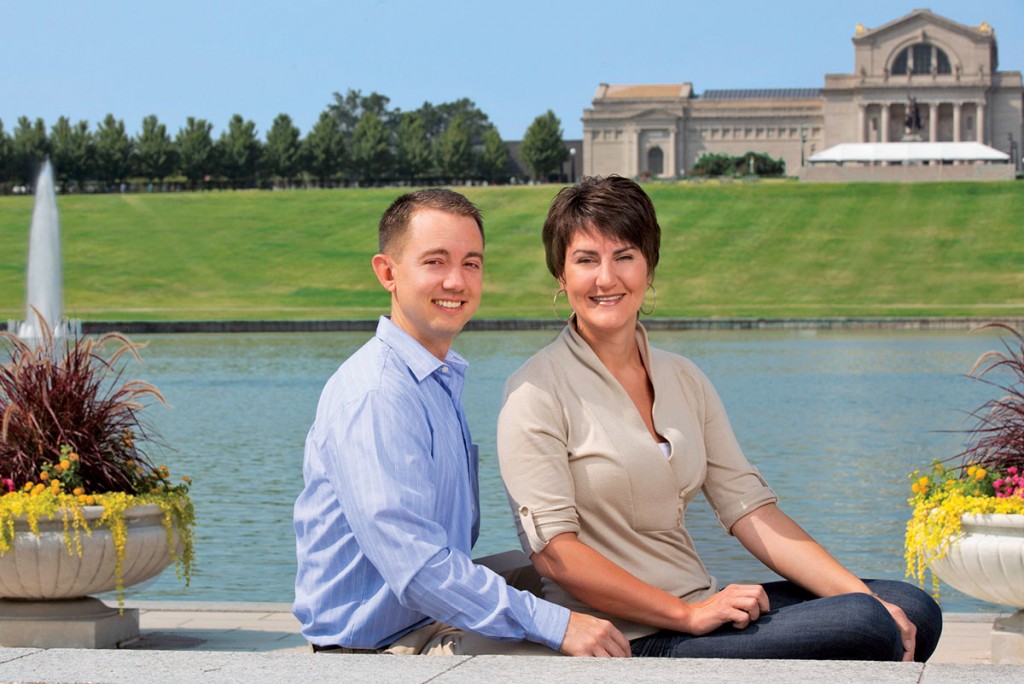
[561,313,652,376]
[376,316,469,382]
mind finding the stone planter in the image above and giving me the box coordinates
[0,504,182,648]
[928,513,1024,608]
[0,503,181,599]
[928,513,1024,664]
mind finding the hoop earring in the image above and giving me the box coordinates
[552,288,570,322]
[640,283,657,316]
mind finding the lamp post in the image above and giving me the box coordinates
[1009,133,1019,174]
[569,147,577,183]
[800,126,808,167]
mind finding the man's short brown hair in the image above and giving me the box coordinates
[378,188,484,256]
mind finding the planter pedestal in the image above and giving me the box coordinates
[992,610,1024,665]
[0,597,139,648]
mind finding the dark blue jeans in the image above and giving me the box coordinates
[630,579,942,661]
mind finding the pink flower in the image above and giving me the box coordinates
[1,478,13,493]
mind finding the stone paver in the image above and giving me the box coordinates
[1,604,1021,683]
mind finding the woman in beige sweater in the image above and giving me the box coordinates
[497,175,941,660]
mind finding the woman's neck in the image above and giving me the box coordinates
[574,318,642,374]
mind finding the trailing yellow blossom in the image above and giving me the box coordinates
[905,462,1024,599]
[0,489,195,607]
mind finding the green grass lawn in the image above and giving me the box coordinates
[1,181,1022,321]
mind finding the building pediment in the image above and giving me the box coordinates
[854,9,993,45]
[629,107,680,121]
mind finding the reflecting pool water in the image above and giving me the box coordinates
[108,328,1008,613]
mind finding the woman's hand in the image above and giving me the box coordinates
[876,597,916,662]
[681,583,770,635]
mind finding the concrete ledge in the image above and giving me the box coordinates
[0,649,1022,684]
[4,317,1024,335]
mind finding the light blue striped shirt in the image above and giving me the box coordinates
[293,316,569,651]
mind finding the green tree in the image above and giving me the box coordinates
[264,113,303,187]
[351,111,393,184]
[436,113,473,182]
[480,128,509,184]
[135,115,177,183]
[216,114,262,188]
[520,110,569,181]
[175,117,215,189]
[11,116,50,185]
[692,152,734,177]
[394,112,434,182]
[94,114,134,185]
[50,117,95,189]
[417,98,492,143]
[0,119,10,183]
[303,110,345,186]
[328,89,396,136]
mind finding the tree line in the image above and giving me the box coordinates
[0,90,571,192]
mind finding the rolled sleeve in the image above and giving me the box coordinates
[498,376,581,556]
[694,367,779,533]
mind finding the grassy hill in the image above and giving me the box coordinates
[1,180,1022,321]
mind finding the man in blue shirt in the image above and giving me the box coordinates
[293,189,629,656]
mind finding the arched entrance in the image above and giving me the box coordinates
[647,147,664,176]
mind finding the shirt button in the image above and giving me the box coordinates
[440,366,450,374]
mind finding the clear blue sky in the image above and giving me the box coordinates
[1,1,1021,141]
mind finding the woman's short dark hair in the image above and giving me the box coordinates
[379,188,484,255]
[541,176,660,280]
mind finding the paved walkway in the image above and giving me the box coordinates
[0,603,1020,683]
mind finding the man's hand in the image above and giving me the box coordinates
[681,584,770,635]
[559,611,631,657]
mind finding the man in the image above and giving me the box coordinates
[293,188,629,657]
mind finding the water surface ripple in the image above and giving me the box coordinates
[106,329,1008,613]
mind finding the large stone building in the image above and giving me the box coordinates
[582,9,1022,179]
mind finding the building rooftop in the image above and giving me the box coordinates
[700,88,823,100]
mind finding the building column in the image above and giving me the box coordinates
[928,102,938,142]
[858,104,867,143]
[953,102,962,142]
[626,124,639,177]
[667,128,677,179]
[977,102,986,144]
[881,104,890,143]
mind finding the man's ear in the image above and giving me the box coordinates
[371,253,397,293]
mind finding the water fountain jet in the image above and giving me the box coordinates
[8,160,80,340]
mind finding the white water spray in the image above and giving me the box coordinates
[9,160,80,340]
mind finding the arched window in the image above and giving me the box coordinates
[891,44,953,75]
[647,147,664,175]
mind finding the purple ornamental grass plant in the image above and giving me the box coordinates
[957,322,1024,478]
[0,316,167,494]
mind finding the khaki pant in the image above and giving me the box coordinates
[327,551,563,657]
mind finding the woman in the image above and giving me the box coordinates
[497,176,941,660]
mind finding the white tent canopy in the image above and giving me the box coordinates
[809,142,1010,164]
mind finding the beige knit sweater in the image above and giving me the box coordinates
[497,320,778,640]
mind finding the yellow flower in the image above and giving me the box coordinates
[84,495,95,505]
[31,484,45,495]
[974,467,987,481]
[73,487,85,496]
[23,482,34,492]
[182,476,191,483]
[39,471,50,481]
[68,452,79,461]
[60,459,71,470]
